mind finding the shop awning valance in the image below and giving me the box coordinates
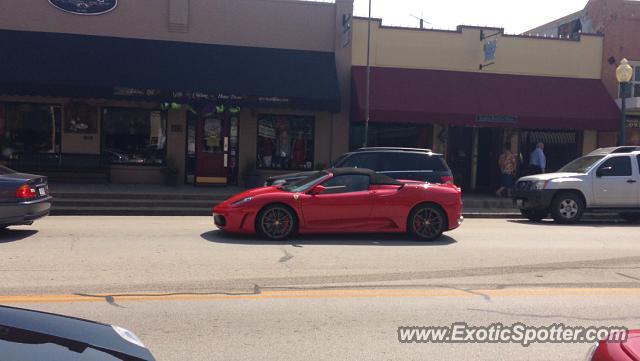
[352,66,620,131]
[0,29,341,112]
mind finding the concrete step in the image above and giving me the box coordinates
[51,206,212,216]
[52,199,219,209]
[50,192,233,201]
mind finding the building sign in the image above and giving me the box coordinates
[113,87,296,107]
[627,117,640,129]
[483,40,497,63]
[477,115,518,124]
[48,0,118,15]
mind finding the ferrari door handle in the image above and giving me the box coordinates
[628,179,638,184]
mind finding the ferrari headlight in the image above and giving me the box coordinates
[584,342,599,361]
[232,197,253,206]
[532,180,549,190]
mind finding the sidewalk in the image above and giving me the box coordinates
[48,183,519,217]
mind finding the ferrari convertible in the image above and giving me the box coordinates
[213,168,463,241]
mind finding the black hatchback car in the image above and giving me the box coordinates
[266,147,453,186]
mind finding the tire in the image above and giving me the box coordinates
[520,209,547,222]
[620,213,640,223]
[408,204,447,241]
[550,192,585,224]
[256,204,297,240]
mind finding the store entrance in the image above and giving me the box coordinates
[519,130,581,173]
[195,107,239,185]
[448,126,503,192]
[447,126,473,190]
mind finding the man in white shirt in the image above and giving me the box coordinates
[529,142,546,174]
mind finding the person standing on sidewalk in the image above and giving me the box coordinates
[496,142,517,197]
[528,142,546,174]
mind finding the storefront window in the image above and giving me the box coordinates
[257,114,314,170]
[102,108,166,165]
[626,117,640,146]
[0,103,61,160]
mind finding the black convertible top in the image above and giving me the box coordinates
[329,167,403,186]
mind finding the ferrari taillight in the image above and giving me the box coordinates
[16,184,37,199]
[440,175,454,185]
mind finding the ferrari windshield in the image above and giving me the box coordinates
[280,171,330,193]
[557,155,605,173]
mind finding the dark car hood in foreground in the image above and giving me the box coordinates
[0,305,154,360]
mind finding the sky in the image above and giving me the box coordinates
[351,0,589,34]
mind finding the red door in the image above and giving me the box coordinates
[300,174,373,231]
[196,113,230,185]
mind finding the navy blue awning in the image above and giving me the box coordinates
[0,30,341,112]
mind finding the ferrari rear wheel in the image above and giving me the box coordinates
[257,205,297,240]
[408,204,447,241]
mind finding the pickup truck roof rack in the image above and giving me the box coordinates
[354,147,434,153]
[588,146,640,155]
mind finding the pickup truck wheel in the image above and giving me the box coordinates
[520,209,547,222]
[620,213,640,223]
[551,192,584,224]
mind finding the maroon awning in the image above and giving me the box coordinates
[352,66,620,131]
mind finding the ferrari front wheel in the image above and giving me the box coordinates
[408,204,447,242]
[257,204,297,240]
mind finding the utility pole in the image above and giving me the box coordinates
[364,0,371,148]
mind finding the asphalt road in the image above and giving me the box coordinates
[1,216,640,360]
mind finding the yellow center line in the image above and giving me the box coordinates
[1,288,640,304]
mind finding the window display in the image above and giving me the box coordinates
[627,117,640,146]
[102,108,166,165]
[257,115,314,170]
[0,103,61,160]
[65,102,97,133]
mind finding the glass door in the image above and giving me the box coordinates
[195,106,237,185]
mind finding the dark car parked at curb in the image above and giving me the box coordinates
[0,165,52,229]
[265,147,454,187]
[0,305,155,360]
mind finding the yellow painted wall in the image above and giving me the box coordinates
[352,19,603,79]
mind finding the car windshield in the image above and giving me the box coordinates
[330,154,349,167]
[280,171,330,193]
[557,155,605,173]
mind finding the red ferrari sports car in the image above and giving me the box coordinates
[589,330,638,360]
[213,168,463,241]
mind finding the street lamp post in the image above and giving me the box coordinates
[616,58,633,146]
[364,0,371,148]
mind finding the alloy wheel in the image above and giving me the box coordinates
[260,207,294,239]
[558,199,579,219]
[412,207,444,239]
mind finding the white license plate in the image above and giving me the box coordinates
[516,199,524,208]
[38,187,46,196]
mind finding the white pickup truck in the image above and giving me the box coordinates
[513,146,640,223]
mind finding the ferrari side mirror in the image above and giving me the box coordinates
[309,185,327,195]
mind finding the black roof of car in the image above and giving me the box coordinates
[329,167,403,186]
[0,305,154,360]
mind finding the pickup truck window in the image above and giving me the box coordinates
[637,155,640,174]
[597,156,632,177]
